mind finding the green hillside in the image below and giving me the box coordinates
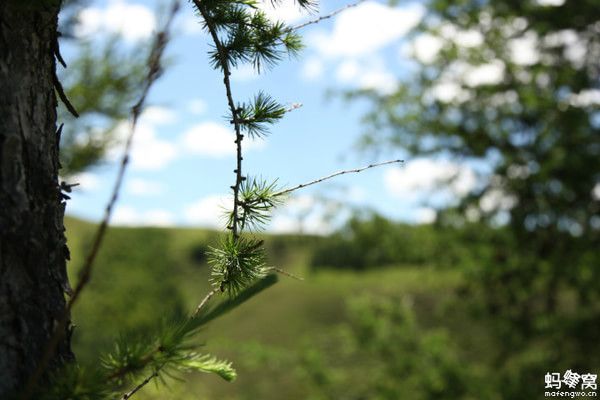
[64,216,470,399]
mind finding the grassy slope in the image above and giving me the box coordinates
[64,217,463,400]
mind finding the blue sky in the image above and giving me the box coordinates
[62,0,485,233]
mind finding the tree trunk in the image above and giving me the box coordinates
[0,1,72,396]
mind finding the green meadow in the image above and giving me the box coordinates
[65,216,487,399]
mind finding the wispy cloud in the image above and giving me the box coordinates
[127,178,164,196]
[384,158,478,203]
[308,1,424,58]
[74,0,156,42]
[180,121,265,158]
[110,120,178,171]
[112,206,175,227]
[184,194,231,227]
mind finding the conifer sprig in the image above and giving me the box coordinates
[208,235,268,295]
[237,177,284,230]
[236,92,287,138]
[192,0,310,297]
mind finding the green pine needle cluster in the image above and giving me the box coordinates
[208,235,268,295]
[196,0,307,72]
[237,92,287,138]
[237,177,284,230]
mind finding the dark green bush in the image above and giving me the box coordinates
[310,213,501,270]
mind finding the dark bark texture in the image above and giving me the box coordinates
[0,1,72,396]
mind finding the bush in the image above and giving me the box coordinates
[310,213,502,270]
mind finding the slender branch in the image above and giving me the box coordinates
[119,370,159,400]
[293,0,366,30]
[286,102,303,113]
[193,288,219,317]
[268,267,304,281]
[274,159,404,197]
[19,4,180,400]
[193,0,244,240]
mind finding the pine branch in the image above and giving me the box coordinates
[120,370,158,400]
[293,0,366,30]
[19,4,180,399]
[193,0,245,239]
[274,159,404,197]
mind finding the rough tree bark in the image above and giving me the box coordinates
[0,1,72,396]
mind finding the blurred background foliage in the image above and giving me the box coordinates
[61,0,599,398]
[345,0,600,398]
[57,0,148,176]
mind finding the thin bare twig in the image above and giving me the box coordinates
[119,370,159,400]
[193,288,219,317]
[274,159,404,197]
[293,0,366,30]
[268,267,304,281]
[19,3,180,399]
[286,102,303,113]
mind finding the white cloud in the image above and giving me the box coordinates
[415,207,436,224]
[359,67,397,94]
[112,205,138,225]
[70,172,100,191]
[141,106,177,125]
[336,59,360,82]
[335,58,397,94]
[346,186,367,203]
[269,194,334,235]
[180,122,265,157]
[111,206,174,227]
[187,98,207,115]
[231,64,260,82]
[144,210,175,227]
[257,0,311,23]
[384,158,477,202]
[110,121,178,170]
[184,194,231,227]
[181,13,204,35]
[75,0,156,42]
[127,178,164,196]
[309,1,424,58]
[301,57,325,80]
